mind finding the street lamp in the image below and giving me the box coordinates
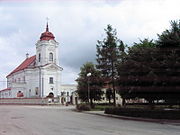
[87,73,91,103]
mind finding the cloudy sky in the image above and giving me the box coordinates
[0,0,180,89]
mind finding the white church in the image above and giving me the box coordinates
[0,23,64,98]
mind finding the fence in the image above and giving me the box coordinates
[0,98,60,105]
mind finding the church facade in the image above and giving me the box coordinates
[0,23,62,98]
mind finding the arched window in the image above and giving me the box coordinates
[49,53,53,62]
[38,53,41,62]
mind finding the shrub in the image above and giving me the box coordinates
[105,107,180,119]
[76,104,91,111]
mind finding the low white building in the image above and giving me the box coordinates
[0,23,62,98]
[59,84,77,104]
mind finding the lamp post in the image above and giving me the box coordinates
[87,73,91,103]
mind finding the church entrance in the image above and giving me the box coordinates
[47,92,54,98]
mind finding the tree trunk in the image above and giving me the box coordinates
[90,98,94,108]
[122,98,126,106]
[148,99,154,109]
[111,60,116,106]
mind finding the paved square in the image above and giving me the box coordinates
[0,105,179,135]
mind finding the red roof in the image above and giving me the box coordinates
[7,55,36,77]
[40,23,55,41]
[0,88,11,92]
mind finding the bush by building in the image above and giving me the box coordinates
[76,104,91,111]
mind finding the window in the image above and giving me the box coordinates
[49,53,53,62]
[49,77,53,84]
[38,53,41,62]
[67,92,69,96]
[35,87,38,95]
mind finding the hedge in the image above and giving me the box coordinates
[105,107,180,119]
[76,104,91,111]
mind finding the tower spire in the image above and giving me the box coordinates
[40,17,55,41]
[46,17,49,32]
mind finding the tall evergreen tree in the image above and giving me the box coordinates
[96,24,125,106]
[157,20,180,48]
[117,39,157,104]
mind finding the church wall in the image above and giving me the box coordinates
[41,69,60,97]
[25,68,40,98]
[7,70,27,98]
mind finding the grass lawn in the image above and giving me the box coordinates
[91,105,113,111]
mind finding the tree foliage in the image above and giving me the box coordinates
[117,39,158,102]
[117,35,180,104]
[96,24,126,106]
[157,20,180,48]
[76,62,104,106]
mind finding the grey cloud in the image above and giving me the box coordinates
[0,0,180,86]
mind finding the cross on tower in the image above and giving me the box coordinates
[46,17,49,23]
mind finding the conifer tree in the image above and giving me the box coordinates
[96,25,125,106]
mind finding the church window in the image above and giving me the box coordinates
[38,53,41,62]
[49,77,53,84]
[49,53,53,62]
[35,87,38,95]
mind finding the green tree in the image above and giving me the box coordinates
[117,39,157,105]
[96,24,125,106]
[117,36,180,106]
[157,20,180,48]
[156,20,180,105]
[76,62,103,107]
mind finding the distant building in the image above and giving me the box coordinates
[59,84,77,104]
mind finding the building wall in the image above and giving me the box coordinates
[0,90,11,98]
[59,84,77,104]
[41,69,60,97]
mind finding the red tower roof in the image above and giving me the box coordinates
[40,23,55,41]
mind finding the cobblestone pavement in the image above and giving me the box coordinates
[0,105,179,135]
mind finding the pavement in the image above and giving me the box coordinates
[0,105,180,135]
[82,110,180,126]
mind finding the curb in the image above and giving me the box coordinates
[82,111,180,126]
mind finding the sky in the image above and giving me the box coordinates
[0,0,180,89]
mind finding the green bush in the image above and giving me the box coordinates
[105,107,180,119]
[76,104,91,111]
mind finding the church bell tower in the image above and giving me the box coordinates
[36,23,59,66]
[35,22,61,98]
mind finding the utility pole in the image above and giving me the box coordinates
[87,73,91,103]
